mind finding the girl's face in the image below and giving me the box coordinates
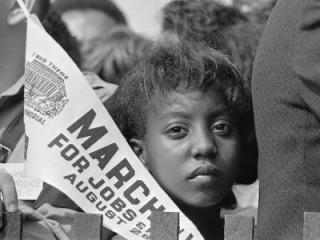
[135,87,241,207]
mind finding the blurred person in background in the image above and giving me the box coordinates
[42,9,82,68]
[0,0,117,239]
[82,26,152,84]
[0,0,49,222]
[41,5,117,101]
[162,0,263,88]
[52,0,127,70]
[0,0,49,165]
[0,0,109,164]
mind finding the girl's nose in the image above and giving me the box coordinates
[191,129,217,159]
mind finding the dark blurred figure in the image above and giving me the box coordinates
[52,0,127,70]
[82,26,152,84]
[162,0,263,88]
[252,0,320,239]
[42,10,82,67]
[162,0,246,44]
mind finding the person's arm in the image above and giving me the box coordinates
[294,0,320,118]
[0,169,18,227]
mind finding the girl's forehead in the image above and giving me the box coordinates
[149,89,199,109]
[151,86,222,104]
[148,87,227,115]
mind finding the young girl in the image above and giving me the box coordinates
[105,37,257,239]
[0,37,257,240]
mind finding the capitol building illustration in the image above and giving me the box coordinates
[25,59,69,118]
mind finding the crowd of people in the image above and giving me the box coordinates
[0,0,319,239]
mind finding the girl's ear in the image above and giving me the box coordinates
[129,138,148,168]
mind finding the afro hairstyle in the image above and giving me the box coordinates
[104,37,257,184]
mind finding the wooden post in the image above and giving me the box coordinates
[150,211,179,240]
[70,213,102,240]
[224,214,254,240]
[0,212,22,240]
[304,212,320,240]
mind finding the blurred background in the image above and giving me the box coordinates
[50,0,274,39]
[46,0,276,87]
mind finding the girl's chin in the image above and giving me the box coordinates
[174,195,223,209]
[189,199,221,208]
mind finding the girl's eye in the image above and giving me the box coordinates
[165,125,188,139]
[212,121,233,136]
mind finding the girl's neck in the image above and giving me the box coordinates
[175,201,224,240]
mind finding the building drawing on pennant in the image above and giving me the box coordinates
[25,59,69,118]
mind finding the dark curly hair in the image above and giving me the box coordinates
[162,0,247,44]
[162,0,263,88]
[43,10,82,68]
[105,38,257,184]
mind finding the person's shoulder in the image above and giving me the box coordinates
[83,72,118,102]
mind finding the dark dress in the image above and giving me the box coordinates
[252,0,320,239]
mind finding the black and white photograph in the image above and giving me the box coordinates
[0,0,318,239]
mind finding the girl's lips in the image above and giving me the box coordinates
[188,164,222,179]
